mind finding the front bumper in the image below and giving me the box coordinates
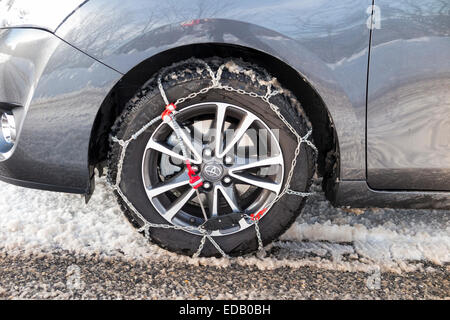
[0,28,121,193]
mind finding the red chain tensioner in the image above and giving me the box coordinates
[186,161,203,189]
[161,103,177,123]
[250,208,267,221]
[161,103,203,190]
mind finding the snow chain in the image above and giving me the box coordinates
[110,58,318,258]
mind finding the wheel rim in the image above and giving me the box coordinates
[141,102,284,236]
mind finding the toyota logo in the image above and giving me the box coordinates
[203,163,224,180]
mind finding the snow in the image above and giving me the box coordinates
[0,178,448,273]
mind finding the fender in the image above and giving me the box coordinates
[56,0,373,181]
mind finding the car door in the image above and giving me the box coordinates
[367,0,450,191]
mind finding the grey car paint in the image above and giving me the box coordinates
[330,180,450,210]
[56,0,372,181]
[367,0,450,191]
[0,28,121,192]
[0,0,449,209]
[0,0,86,32]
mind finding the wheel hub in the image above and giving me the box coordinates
[202,161,225,182]
[142,102,284,236]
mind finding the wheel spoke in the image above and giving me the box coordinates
[218,113,256,158]
[214,103,227,154]
[239,218,252,230]
[145,172,190,198]
[228,172,282,193]
[167,121,202,162]
[229,154,283,173]
[217,185,241,212]
[142,101,286,235]
[145,138,201,164]
[165,188,196,220]
[206,187,219,217]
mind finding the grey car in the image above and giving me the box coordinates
[0,0,449,257]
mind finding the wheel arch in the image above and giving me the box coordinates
[88,43,339,195]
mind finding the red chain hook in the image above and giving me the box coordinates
[250,208,267,221]
[161,103,177,123]
[186,161,203,190]
[161,103,203,190]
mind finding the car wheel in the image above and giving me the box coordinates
[108,57,315,257]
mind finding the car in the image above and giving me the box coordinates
[0,0,449,257]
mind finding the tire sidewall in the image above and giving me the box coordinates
[112,70,313,256]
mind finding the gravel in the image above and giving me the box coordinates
[0,178,448,299]
[0,250,448,300]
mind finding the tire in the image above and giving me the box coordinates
[108,57,315,257]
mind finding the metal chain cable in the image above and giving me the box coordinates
[110,59,317,258]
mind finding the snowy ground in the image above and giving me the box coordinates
[0,177,449,299]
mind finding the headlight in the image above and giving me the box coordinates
[0,112,16,153]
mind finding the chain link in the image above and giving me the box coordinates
[193,235,207,258]
[110,59,317,258]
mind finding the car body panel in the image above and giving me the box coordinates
[0,0,86,32]
[0,0,449,209]
[332,180,450,210]
[367,0,450,191]
[56,0,373,181]
[0,28,58,108]
[0,28,121,192]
